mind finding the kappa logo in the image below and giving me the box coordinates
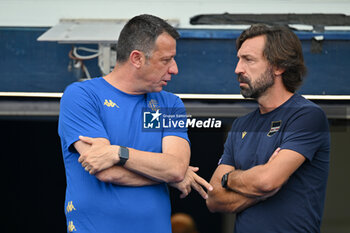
[104,99,119,108]
[68,221,76,232]
[66,201,76,213]
[242,131,247,139]
[66,201,77,232]
[267,120,282,137]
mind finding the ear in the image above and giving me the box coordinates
[129,50,144,68]
[273,66,285,76]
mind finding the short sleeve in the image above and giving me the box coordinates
[162,95,190,144]
[280,106,330,161]
[58,83,109,151]
[218,122,236,166]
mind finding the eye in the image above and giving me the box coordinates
[244,57,256,64]
[245,57,253,62]
[162,58,172,64]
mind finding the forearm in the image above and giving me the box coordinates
[207,183,259,213]
[227,149,305,197]
[206,172,259,213]
[77,135,190,183]
[125,147,189,183]
[228,166,281,197]
[206,165,260,213]
[95,165,159,186]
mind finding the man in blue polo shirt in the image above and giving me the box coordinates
[58,14,212,233]
[206,24,330,233]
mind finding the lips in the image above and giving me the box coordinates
[237,74,250,87]
[161,80,170,86]
[162,78,171,84]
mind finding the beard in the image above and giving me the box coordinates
[238,67,275,99]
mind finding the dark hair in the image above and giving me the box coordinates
[116,14,180,63]
[236,24,307,93]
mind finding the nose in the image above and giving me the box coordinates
[169,59,178,75]
[235,59,244,75]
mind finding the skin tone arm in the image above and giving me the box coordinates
[227,149,305,197]
[207,148,305,213]
[77,135,190,183]
[125,135,191,183]
[75,136,213,199]
[74,138,158,186]
[206,164,260,213]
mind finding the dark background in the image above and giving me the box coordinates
[1,119,228,233]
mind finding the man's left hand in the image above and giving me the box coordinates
[169,166,213,199]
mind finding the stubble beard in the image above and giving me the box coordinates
[238,67,275,99]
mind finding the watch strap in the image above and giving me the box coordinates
[221,171,231,189]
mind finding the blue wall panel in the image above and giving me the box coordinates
[166,38,239,94]
[300,40,350,95]
[0,27,100,92]
[1,27,349,95]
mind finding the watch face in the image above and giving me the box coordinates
[119,146,129,159]
[221,173,228,188]
[118,146,129,166]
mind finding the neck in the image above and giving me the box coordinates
[103,63,145,95]
[257,81,294,114]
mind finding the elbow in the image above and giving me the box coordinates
[95,170,114,183]
[206,190,230,213]
[206,197,236,214]
[259,183,276,194]
[167,169,186,183]
[172,173,185,183]
[166,162,187,183]
[256,175,281,194]
[206,197,219,213]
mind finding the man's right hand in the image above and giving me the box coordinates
[76,136,120,174]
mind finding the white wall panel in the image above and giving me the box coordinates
[1,0,350,27]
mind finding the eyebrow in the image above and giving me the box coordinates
[237,54,254,60]
[161,55,175,60]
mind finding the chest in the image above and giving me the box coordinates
[98,96,163,152]
[232,117,285,170]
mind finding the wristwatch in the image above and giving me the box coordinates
[117,146,129,166]
[221,171,231,189]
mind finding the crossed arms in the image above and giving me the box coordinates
[74,135,305,205]
[75,135,212,199]
[206,148,306,213]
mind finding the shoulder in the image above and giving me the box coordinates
[61,78,104,107]
[231,109,259,129]
[289,93,327,119]
[285,94,329,131]
[62,78,104,99]
[63,77,102,94]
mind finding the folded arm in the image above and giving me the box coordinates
[124,135,190,183]
[227,149,305,197]
[76,136,212,198]
[206,148,306,213]
[75,135,190,183]
[206,164,260,213]
[74,137,158,186]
